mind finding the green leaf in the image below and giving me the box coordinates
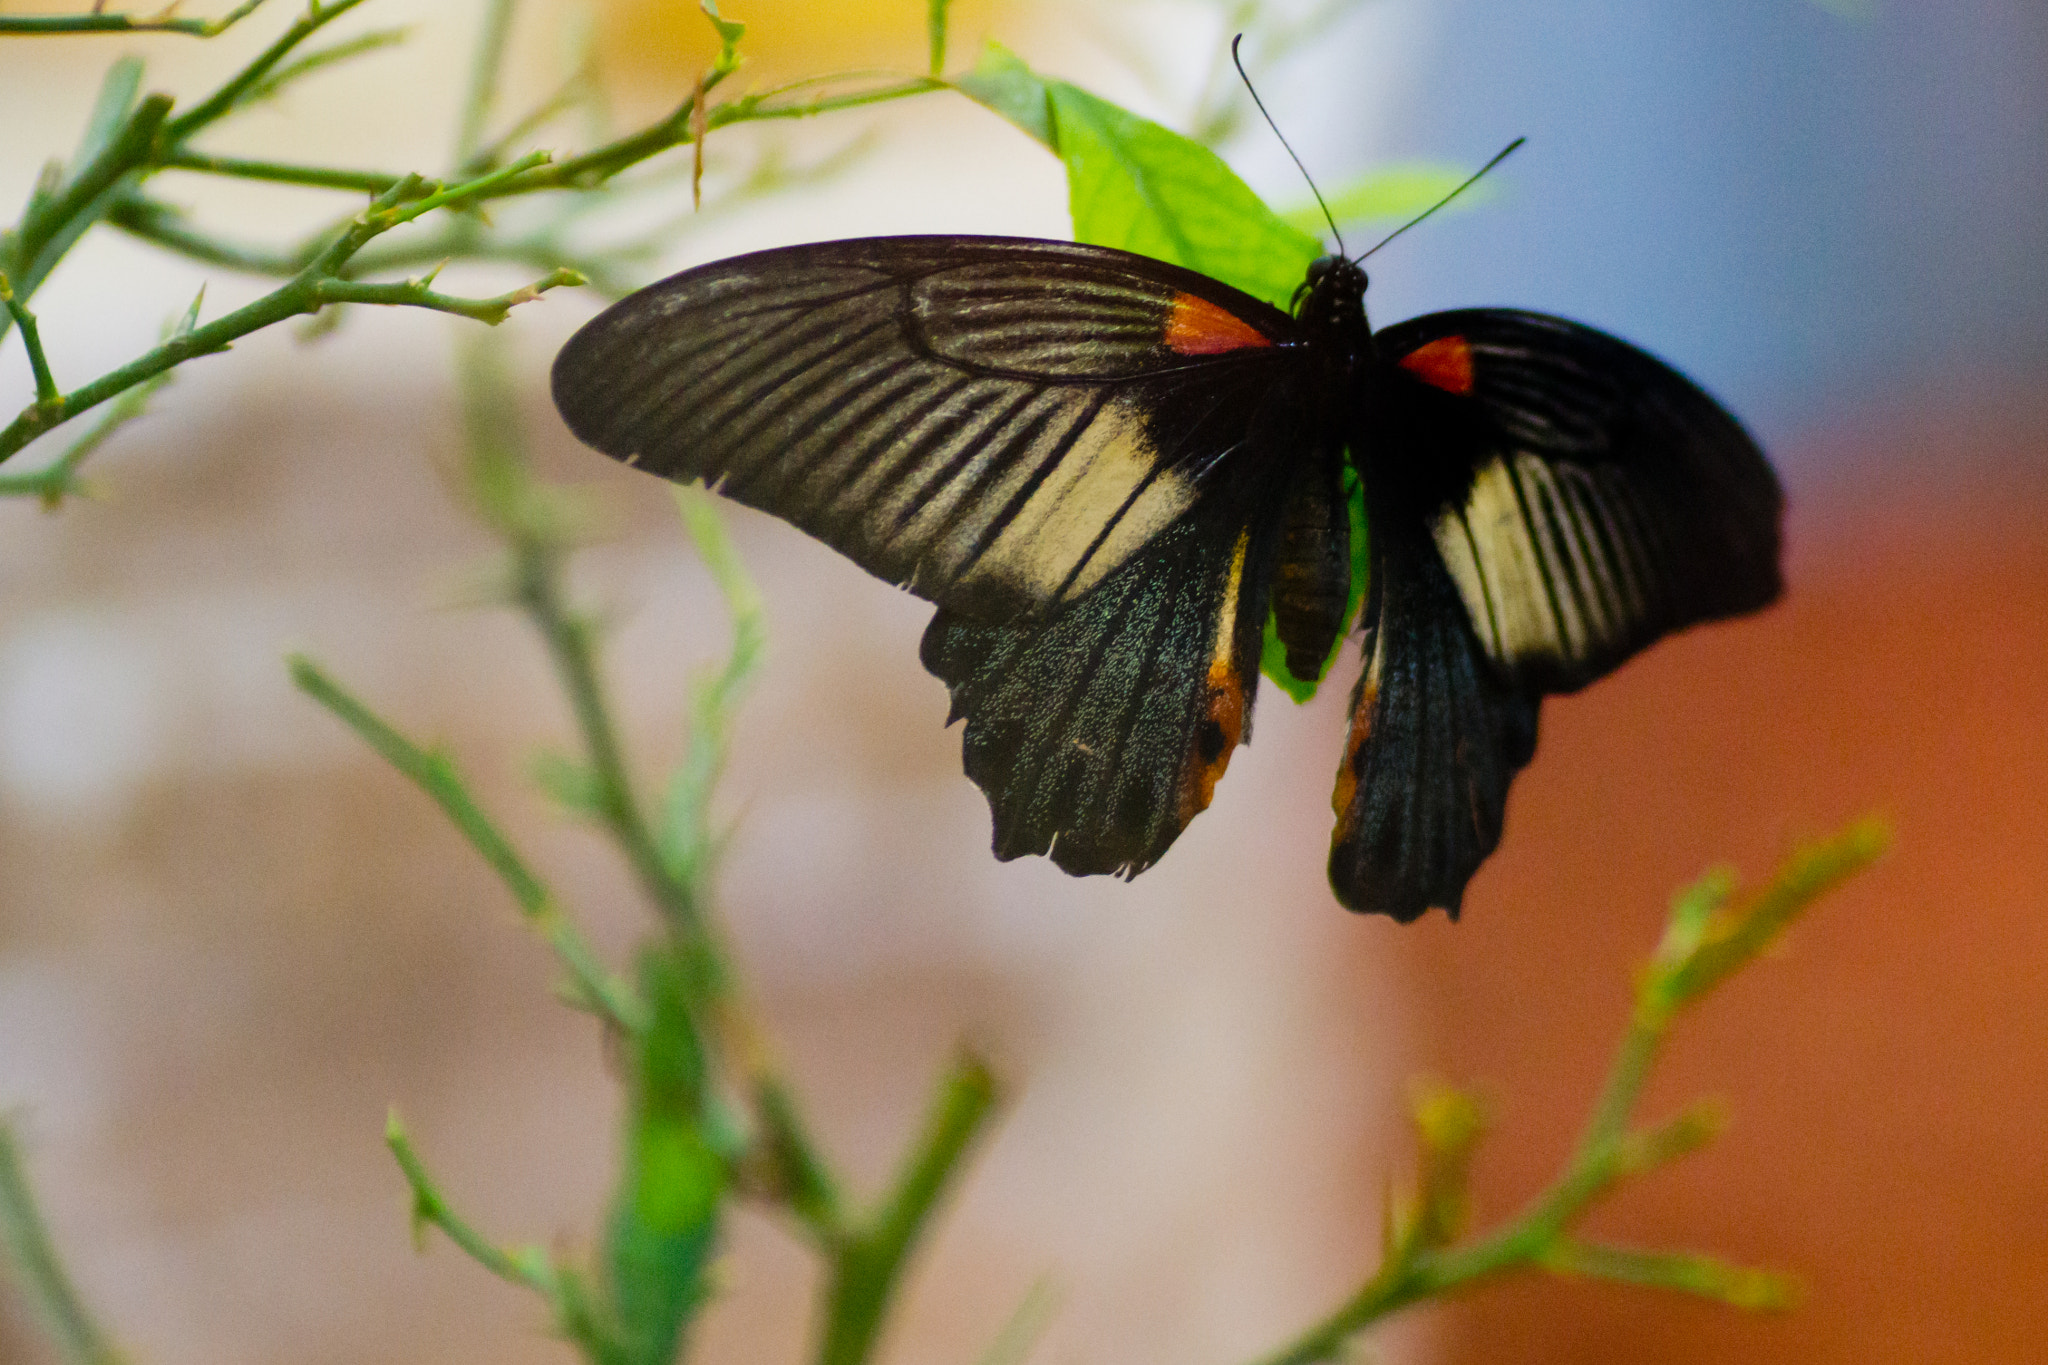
[957,43,1321,309]
[953,42,1052,146]
[699,0,744,66]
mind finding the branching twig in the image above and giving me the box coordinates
[815,1054,1000,1365]
[288,655,644,1032]
[1248,818,1890,1365]
[0,0,268,36]
[386,1111,559,1292]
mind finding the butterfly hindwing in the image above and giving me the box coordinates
[919,504,1272,878]
[1326,526,1540,921]
[1378,309,1783,694]
[551,236,1299,624]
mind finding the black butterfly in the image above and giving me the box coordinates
[551,236,1781,921]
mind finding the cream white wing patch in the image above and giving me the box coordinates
[903,395,1197,606]
[1432,450,1659,675]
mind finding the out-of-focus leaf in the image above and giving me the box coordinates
[957,43,1322,309]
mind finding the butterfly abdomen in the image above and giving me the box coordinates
[1269,455,1354,681]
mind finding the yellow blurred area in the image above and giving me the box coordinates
[579,0,1024,89]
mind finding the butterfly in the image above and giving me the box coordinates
[550,235,1781,921]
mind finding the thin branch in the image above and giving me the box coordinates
[0,1120,123,1365]
[385,1111,560,1292]
[0,275,62,411]
[3,156,559,464]
[0,355,173,505]
[311,265,582,324]
[1247,820,1889,1365]
[7,91,173,308]
[454,0,521,167]
[1536,1238,1798,1309]
[238,26,413,107]
[159,150,404,195]
[288,654,643,1032]
[166,0,374,140]
[815,1054,999,1365]
[0,0,267,35]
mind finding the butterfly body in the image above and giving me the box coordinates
[553,235,1781,921]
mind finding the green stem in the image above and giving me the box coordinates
[0,1121,123,1365]
[104,198,312,274]
[385,1112,559,1292]
[1536,1239,1797,1309]
[166,0,374,139]
[288,655,643,1033]
[7,92,173,309]
[0,0,268,35]
[815,1055,998,1365]
[0,364,171,506]
[455,0,522,167]
[750,1076,849,1245]
[0,277,61,411]
[159,150,403,195]
[512,543,702,939]
[312,267,582,323]
[1251,1010,1667,1365]
[3,158,559,465]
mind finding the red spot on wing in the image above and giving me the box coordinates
[1164,292,1274,355]
[1399,335,1476,394]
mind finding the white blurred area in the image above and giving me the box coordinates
[0,4,1438,1363]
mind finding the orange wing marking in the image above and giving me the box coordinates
[1164,293,1274,356]
[1178,531,1252,820]
[1398,336,1475,394]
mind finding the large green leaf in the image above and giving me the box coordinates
[956,43,1322,309]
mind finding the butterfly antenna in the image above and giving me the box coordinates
[1357,136,1527,262]
[1231,34,1345,255]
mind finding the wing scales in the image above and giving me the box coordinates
[1377,309,1783,693]
[920,514,1268,877]
[552,236,1300,624]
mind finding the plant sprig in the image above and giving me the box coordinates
[1250,818,1891,1365]
[0,0,270,36]
[287,327,1000,1365]
[1,0,952,482]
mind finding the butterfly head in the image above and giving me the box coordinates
[1294,255,1369,340]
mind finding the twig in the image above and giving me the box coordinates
[0,1120,124,1365]
[159,150,405,195]
[0,0,268,35]
[165,0,375,140]
[288,655,644,1032]
[815,1054,999,1365]
[386,1111,559,1291]
[0,274,62,412]
[1247,819,1889,1365]
[454,0,520,168]
[2,157,569,464]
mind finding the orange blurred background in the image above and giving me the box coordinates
[2,3,2045,1365]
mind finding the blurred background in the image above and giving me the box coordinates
[1,2,2043,1364]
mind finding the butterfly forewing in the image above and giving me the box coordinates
[1379,309,1782,694]
[551,236,1300,625]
